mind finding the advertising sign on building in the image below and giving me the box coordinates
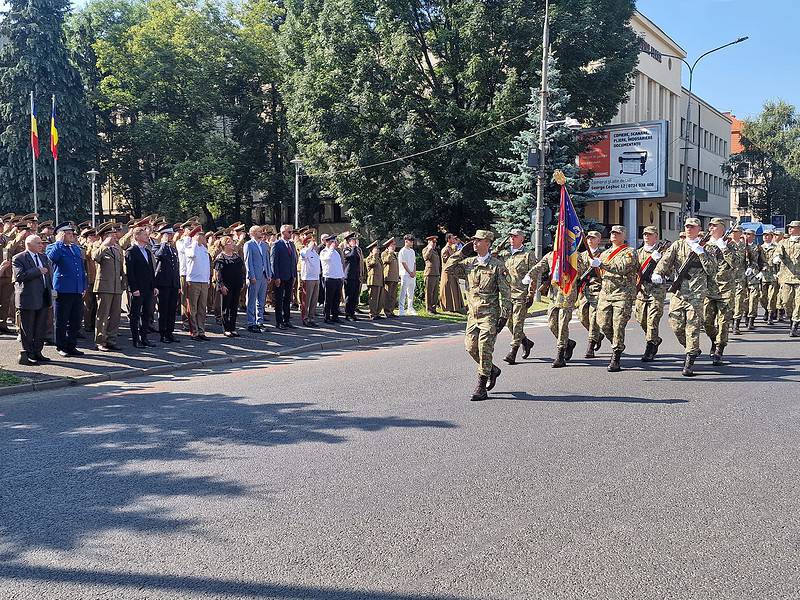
[577,120,669,200]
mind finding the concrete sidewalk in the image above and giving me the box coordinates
[0,309,466,396]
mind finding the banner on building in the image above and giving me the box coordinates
[577,120,669,201]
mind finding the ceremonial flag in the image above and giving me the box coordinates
[30,97,40,159]
[550,184,584,296]
[50,96,58,160]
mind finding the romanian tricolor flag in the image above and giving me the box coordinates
[30,97,40,159]
[550,184,584,296]
[50,96,58,160]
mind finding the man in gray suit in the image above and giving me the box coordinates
[243,225,272,333]
[13,234,53,365]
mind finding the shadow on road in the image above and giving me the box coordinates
[490,391,688,404]
[0,385,456,562]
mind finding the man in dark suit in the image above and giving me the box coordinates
[152,224,181,343]
[12,234,52,365]
[341,231,363,321]
[270,223,298,330]
[125,226,158,347]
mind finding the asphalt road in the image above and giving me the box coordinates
[1,312,799,600]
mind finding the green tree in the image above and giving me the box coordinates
[0,0,96,220]
[282,0,637,239]
[723,101,800,222]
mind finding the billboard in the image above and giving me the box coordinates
[577,120,669,200]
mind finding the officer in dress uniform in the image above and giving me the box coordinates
[382,238,400,318]
[365,240,385,319]
[45,222,88,357]
[341,231,363,321]
[422,235,441,314]
[92,221,125,352]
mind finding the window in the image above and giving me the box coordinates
[660,210,667,230]
[669,211,677,230]
[693,124,698,144]
[681,117,685,137]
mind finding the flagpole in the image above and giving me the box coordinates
[30,91,38,214]
[52,94,59,224]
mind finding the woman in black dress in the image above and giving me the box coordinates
[213,236,246,337]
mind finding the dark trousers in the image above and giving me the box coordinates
[54,292,83,351]
[18,306,48,355]
[157,286,179,335]
[129,291,155,342]
[318,274,326,305]
[222,285,241,332]
[344,278,360,316]
[274,277,294,325]
[324,278,342,321]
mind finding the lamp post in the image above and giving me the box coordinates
[87,169,99,227]
[290,157,303,229]
[645,37,747,221]
[534,0,551,262]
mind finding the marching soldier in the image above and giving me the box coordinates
[382,238,400,318]
[365,241,385,319]
[595,225,639,372]
[731,226,750,334]
[443,230,511,401]
[774,230,786,321]
[703,218,737,365]
[652,217,716,376]
[497,228,536,365]
[578,230,603,358]
[744,229,764,330]
[772,220,800,337]
[422,235,441,314]
[759,230,779,324]
[636,226,666,362]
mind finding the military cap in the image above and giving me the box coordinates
[508,228,526,237]
[22,213,38,222]
[610,225,626,234]
[383,237,396,248]
[586,230,602,239]
[132,216,151,228]
[684,217,701,227]
[76,221,90,229]
[320,233,331,242]
[642,225,658,235]
[39,219,54,229]
[215,227,227,236]
[731,225,743,232]
[425,235,438,241]
[96,221,121,235]
[470,230,494,241]
[230,222,246,232]
[54,222,75,234]
[80,227,96,237]
[366,240,378,250]
[345,231,358,241]
[1,213,15,222]
[189,226,203,237]
[14,220,30,230]
[157,224,175,235]
[789,220,800,228]
[762,229,774,236]
[745,228,756,235]
[180,219,195,229]
[709,217,726,226]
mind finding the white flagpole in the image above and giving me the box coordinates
[52,94,59,224]
[30,91,38,214]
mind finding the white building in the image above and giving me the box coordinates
[584,10,733,242]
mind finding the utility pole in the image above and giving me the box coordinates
[290,157,303,229]
[87,169,99,227]
[534,0,550,262]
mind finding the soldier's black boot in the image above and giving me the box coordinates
[747,316,756,331]
[762,311,769,323]
[487,365,501,391]
[584,340,595,359]
[779,309,786,322]
[641,341,654,362]
[470,376,489,402]
[768,310,776,324]
[503,346,519,365]
[594,336,604,352]
[565,339,577,362]
[682,353,697,377]
[651,338,662,360]
[711,344,725,366]
[791,322,800,338]
[733,318,742,335]
[607,350,622,372]
[552,348,566,368]
[521,337,534,359]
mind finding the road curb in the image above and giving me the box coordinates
[0,320,467,399]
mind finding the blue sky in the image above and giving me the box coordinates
[636,0,799,119]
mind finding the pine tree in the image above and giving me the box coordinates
[489,63,596,246]
[0,0,95,220]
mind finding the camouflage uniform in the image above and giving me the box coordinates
[635,245,666,346]
[746,242,764,325]
[759,241,779,320]
[774,232,800,334]
[733,240,758,324]
[443,243,511,379]
[654,238,716,356]
[578,250,603,351]
[596,244,639,369]
[498,244,538,359]
[703,236,737,359]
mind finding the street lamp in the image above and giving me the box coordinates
[645,37,748,220]
[290,157,304,229]
[86,169,99,227]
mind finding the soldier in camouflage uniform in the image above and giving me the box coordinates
[744,229,764,330]
[732,227,756,334]
[773,220,800,337]
[636,225,667,362]
[759,230,780,324]
[578,230,604,358]
[652,217,717,376]
[525,249,588,369]
[443,230,511,401]
[594,225,639,372]
[774,230,786,321]
[498,228,536,365]
[703,218,738,366]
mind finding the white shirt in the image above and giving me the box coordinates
[476,253,491,266]
[29,251,47,287]
[320,246,344,279]
[184,239,211,283]
[300,245,321,280]
[176,237,188,276]
[398,246,416,278]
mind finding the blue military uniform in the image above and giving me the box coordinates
[45,224,87,355]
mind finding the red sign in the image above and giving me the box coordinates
[578,131,611,178]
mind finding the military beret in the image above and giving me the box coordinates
[684,217,701,227]
[642,226,658,235]
[610,225,626,234]
[789,220,800,228]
